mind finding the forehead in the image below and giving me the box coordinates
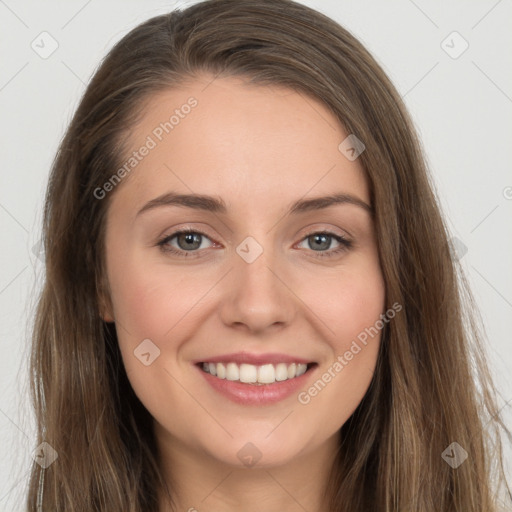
[109,76,370,217]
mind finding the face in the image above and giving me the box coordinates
[102,75,385,470]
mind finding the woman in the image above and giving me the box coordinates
[26,0,511,510]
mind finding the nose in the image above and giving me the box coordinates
[218,238,297,334]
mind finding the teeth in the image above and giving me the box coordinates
[201,361,309,384]
[275,363,288,381]
[226,362,239,381]
[217,362,226,379]
[258,364,275,383]
[296,364,307,377]
[240,363,258,383]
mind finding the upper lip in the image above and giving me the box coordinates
[194,352,314,366]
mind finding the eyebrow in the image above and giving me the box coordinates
[136,191,373,217]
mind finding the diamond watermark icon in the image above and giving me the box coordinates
[338,134,365,161]
[237,442,262,467]
[31,31,59,59]
[32,442,58,469]
[236,236,263,264]
[441,31,469,59]
[441,442,468,468]
[31,239,45,262]
[449,236,468,261]
[134,338,161,366]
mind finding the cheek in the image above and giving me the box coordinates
[295,259,385,418]
[107,250,208,340]
[304,258,386,350]
[106,256,202,411]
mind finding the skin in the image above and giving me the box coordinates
[101,75,386,512]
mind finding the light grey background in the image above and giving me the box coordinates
[1,0,511,509]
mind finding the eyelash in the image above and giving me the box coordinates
[156,227,353,259]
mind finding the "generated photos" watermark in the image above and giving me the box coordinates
[298,302,402,405]
[93,96,198,200]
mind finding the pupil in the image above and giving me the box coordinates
[179,233,201,250]
[311,234,329,251]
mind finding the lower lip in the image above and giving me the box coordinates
[196,364,317,405]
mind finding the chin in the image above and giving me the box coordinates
[199,430,311,469]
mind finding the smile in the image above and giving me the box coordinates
[200,361,311,385]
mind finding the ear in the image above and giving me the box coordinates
[97,275,115,323]
[99,294,115,323]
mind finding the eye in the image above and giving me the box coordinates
[295,231,353,258]
[156,228,353,259]
[157,228,214,258]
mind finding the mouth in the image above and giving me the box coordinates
[196,361,318,386]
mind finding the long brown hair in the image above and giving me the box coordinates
[26,0,511,510]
